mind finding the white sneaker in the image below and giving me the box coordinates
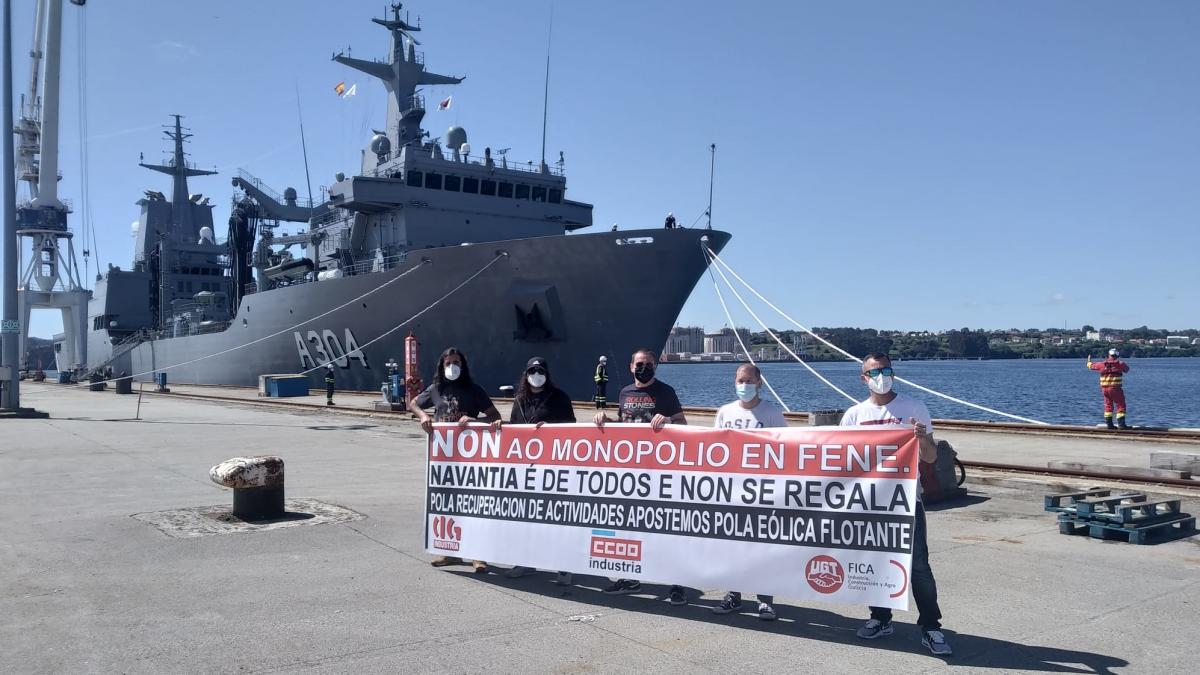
[554,571,573,585]
[922,630,952,656]
[856,619,894,639]
[757,602,777,621]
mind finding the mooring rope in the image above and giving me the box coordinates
[704,246,1050,425]
[703,248,792,412]
[704,244,857,405]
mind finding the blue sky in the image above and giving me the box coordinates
[6,0,1198,338]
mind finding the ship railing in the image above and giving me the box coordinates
[236,168,318,209]
[401,94,425,113]
[337,252,409,277]
[308,208,345,230]
[364,153,565,178]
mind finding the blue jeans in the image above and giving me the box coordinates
[870,502,941,630]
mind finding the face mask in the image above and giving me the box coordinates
[634,363,655,384]
[735,383,758,402]
[867,374,893,395]
[444,363,461,381]
[527,373,546,388]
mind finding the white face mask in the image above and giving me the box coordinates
[735,383,758,402]
[867,374,893,395]
[444,363,462,381]
[527,373,547,388]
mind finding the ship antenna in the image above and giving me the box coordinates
[706,143,716,230]
[294,86,315,220]
[539,3,554,171]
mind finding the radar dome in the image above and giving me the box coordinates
[130,220,140,238]
[445,126,468,150]
[198,226,215,244]
[370,133,391,158]
[283,187,298,201]
[335,172,346,183]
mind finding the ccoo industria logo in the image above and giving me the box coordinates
[587,529,642,575]
[805,554,845,594]
[432,516,462,551]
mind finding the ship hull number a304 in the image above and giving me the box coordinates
[293,328,369,369]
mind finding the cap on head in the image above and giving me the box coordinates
[598,355,607,363]
[325,364,334,370]
[526,356,548,370]
[1108,348,1119,356]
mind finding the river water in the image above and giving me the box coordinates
[645,358,1200,428]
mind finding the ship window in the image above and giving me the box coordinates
[515,184,530,200]
[499,182,514,198]
[406,171,423,187]
[531,186,546,202]
[549,188,562,204]
[444,175,461,192]
[425,173,442,190]
[481,179,497,196]
[462,177,479,193]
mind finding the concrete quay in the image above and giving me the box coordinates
[3,383,1200,673]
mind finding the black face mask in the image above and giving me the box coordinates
[634,363,655,384]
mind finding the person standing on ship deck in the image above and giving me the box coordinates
[410,347,503,573]
[593,348,690,606]
[840,353,952,656]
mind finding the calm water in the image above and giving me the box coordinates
[647,358,1200,428]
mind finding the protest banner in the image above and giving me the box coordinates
[425,423,919,609]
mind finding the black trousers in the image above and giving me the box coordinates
[594,382,607,408]
[870,502,941,630]
[326,384,334,401]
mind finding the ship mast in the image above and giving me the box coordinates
[138,114,216,235]
[332,3,463,151]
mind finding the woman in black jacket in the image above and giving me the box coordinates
[505,356,577,583]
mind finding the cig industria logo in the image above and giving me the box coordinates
[587,529,642,574]
[432,516,462,551]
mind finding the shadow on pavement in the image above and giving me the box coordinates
[924,493,990,511]
[452,568,1129,673]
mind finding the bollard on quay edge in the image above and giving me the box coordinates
[209,456,286,521]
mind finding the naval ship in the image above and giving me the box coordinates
[86,5,730,401]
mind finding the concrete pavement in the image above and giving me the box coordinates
[3,383,1199,673]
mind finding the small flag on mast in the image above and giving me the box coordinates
[438,95,452,110]
[334,81,346,96]
[343,83,357,98]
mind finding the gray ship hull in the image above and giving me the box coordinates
[102,228,729,402]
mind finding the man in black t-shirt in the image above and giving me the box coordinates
[593,348,688,604]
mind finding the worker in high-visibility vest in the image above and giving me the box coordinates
[593,355,609,409]
[1087,349,1130,429]
[324,364,336,406]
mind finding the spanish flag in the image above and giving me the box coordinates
[334,82,346,97]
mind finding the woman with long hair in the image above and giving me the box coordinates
[410,346,502,572]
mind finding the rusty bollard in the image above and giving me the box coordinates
[209,456,285,521]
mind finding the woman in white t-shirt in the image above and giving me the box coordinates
[711,363,785,620]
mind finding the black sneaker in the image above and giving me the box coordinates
[856,619,894,639]
[602,579,641,595]
[711,592,743,614]
[667,585,687,606]
[922,629,953,655]
[757,602,777,621]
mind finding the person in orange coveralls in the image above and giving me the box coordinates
[1088,348,1130,429]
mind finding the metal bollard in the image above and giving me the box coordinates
[209,456,286,520]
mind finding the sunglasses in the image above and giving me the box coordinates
[863,367,894,378]
[527,367,547,375]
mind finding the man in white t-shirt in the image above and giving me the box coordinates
[711,363,785,621]
[839,353,952,656]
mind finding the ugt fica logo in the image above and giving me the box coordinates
[432,516,462,551]
[805,554,844,594]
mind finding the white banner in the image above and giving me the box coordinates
[425,422,920,609]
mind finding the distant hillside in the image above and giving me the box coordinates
[25,336,56,370]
